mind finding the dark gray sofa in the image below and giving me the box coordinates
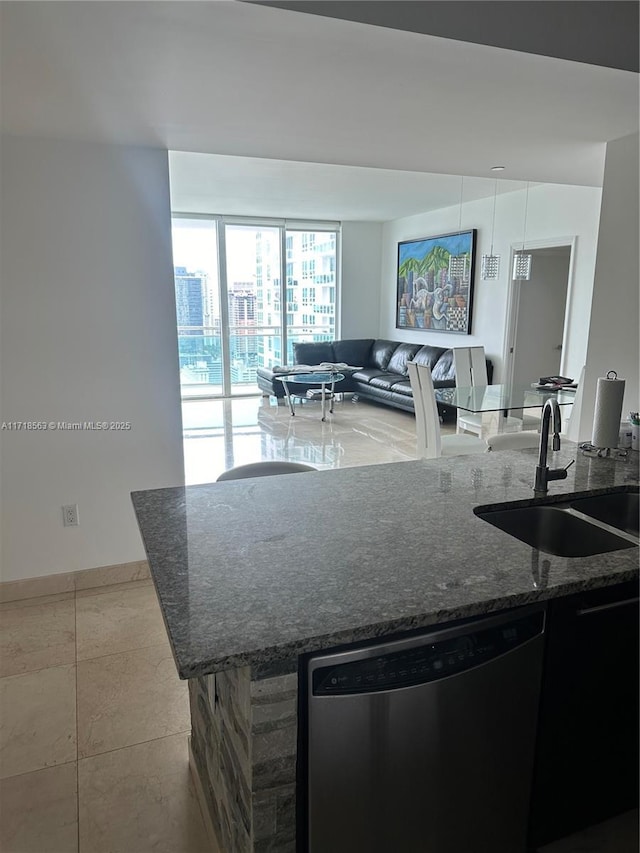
[256,338,493,418]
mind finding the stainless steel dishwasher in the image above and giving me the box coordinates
[306,605,545,853]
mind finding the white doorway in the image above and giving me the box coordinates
[504,241,575,388]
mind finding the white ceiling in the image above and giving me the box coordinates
[1,1,638,220]
[169,150,529,220]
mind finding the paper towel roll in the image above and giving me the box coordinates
[592,372,625,449]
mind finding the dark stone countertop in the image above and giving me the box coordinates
[131,444,639,679]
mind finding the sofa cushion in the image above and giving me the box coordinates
[387,343,423,376]
[369,373,406,391]
[371,339,400,370]
[294,341,335,365]
[333,339,375,367]
[431,349,455,381]
[413,344,447,370]
[390,378,413,397]
[351,367,390,384]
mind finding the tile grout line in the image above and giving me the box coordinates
[0,659,77,680]
[77,728,193,764]
[72,585,189,850]
[0,757,78,783]
[76,638,172,666]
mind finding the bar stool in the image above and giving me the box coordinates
[216,461,317,481]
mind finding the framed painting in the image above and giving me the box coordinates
[396,229,477,334]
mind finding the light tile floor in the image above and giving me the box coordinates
[181,394,426,485]
[1,395,637,852]
[0,582,209,853]
[2,580,636,853]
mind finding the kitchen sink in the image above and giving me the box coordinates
[569,489,639,536]
[476,504,637,557]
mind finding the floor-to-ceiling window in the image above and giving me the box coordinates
[171,216,340,398]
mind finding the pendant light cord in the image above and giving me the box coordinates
[457,176,464,234]
[490,179,498,254]
[521,182,530,251]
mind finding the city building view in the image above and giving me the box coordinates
[172,219,339,397]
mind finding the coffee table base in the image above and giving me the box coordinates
[276,372,345,421]
[285,389,336,421]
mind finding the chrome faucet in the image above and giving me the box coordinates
[534,398,574,497]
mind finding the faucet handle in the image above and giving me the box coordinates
[548,459,574,483]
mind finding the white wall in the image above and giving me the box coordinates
[340,222,383,338]
[0,137,184,582]
[577,133,639,442]
[379,184,602,381]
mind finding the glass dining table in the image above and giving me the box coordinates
[434,383,577,432]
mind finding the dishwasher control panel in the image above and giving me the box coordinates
[312,610,544,696]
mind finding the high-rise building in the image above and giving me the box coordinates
[228,282,257,365]
[256,230,336,366]
[174,225,338,392]
[202,274,218,329]
[174,265,222,387]
[228,282,256,324]
[174,266,205,334]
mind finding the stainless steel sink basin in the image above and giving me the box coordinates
[569,489,639,536]
[475,502,638,558]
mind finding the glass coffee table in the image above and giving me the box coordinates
[276,372,345,421]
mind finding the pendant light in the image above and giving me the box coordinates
[481,178,501,281]
[512,182,532,280]
[448,176,468,280]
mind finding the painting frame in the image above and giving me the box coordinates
[396,229,477,334]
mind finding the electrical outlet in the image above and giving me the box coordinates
[62,504,79,527]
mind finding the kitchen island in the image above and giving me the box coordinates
[131,444,639,853]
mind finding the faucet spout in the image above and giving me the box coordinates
[534,398,567,497]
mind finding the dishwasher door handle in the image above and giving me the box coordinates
[576,597,639,617]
